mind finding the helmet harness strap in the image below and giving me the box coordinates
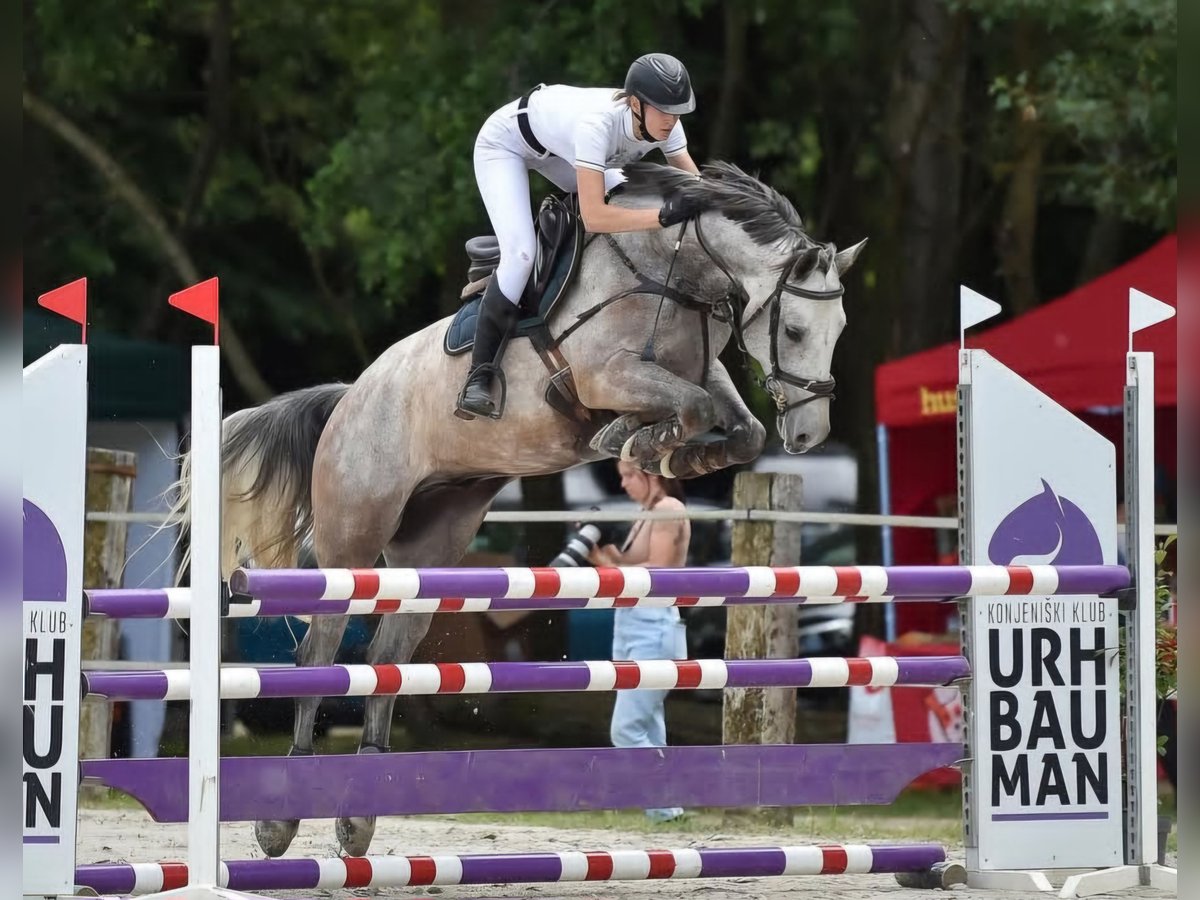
[631,96,650,141]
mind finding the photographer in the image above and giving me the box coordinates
[588,461,689,823]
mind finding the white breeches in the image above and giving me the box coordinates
[474,101,625,303]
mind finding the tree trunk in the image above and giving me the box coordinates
[722,472,801,828]
[139,0,235,339]
[23,90,275,403]
[882,0,969,355]
[707,0,749,161]
[839,0,965,639]
[1076,213,1125,284]
[995,17,1044,314]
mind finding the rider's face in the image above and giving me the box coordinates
[633,99,679,141]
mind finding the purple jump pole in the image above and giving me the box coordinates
[229,563,1130,602]
[82,656,971,701]
[75,843,949,894]
[86,589,960,620]
[92,566,1131,619]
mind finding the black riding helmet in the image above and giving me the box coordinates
[624,53,696,116]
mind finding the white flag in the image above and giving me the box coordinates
[1129,288,1174,340]
[960,286,1001,345]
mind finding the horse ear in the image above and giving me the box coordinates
[793,246,821,273]
[834,238,868,274]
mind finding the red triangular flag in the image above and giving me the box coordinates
[169,277,220,343]
[38,277,88,343]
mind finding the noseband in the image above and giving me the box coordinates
[692,217,843,415]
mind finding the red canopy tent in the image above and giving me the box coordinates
[873,235,1177,638]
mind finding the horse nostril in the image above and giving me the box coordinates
[794,433,809,446]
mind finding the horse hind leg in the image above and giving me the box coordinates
[252,487,406,857]
[332,608,431,857]
[252,612,351,857]
[335,476,510,858]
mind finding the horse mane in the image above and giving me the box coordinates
[616,160,809,255]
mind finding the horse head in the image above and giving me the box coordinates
[736,235,865,453]
[617,161,866,454]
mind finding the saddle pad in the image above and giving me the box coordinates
[444,293,486,355]
[443,245,576,356]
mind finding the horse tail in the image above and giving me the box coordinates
[165,383,350,581]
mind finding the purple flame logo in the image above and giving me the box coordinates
[988,479,1103,566]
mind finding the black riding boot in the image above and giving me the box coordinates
[456,278,520,419]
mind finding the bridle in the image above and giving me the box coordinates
[690,216,843,416]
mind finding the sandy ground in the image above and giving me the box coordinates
[76,808,1177,900]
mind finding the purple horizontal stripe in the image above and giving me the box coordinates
[488,662,592,692]
[726,659,813,688]
[648,568,751,597]
[866,844,948,872]
[885,566,973,598]
[419,568,511,598]
[84,671,169,700]
[699,847,787,877]
[81,743,963,822]
[895,656,971,684]
[257,666,351,698]
[22,835,60,844]
[226,857,321,891]
[86,589,170,619]
[460,854,566,885]
[991,811,1110,822]
[229,568,328,600]
[73,865,133,894]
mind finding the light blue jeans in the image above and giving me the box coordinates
[610,606,687,821]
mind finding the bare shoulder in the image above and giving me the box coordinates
[653,497,686,513]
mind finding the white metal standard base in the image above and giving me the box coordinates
[1059,863,1178,898]
[968,869,1055,892]
[135,888,277,900]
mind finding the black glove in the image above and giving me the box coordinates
[658,190,706,228]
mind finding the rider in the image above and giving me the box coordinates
[456,52,707,419]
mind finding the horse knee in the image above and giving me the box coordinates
[728,418,766,463]
[679,395,717,435]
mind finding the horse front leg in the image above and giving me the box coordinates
[658,360,766,478]
[578,353,717,467]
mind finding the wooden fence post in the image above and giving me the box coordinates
[80,448,136,797]
[722,471,802,827]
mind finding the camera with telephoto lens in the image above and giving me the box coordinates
[549,507,620,567]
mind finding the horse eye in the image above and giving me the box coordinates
[785,325,805,342]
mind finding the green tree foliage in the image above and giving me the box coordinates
[964,0,1176,228]
[24,0,1175,418]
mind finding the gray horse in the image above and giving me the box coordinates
[198,161,864,857]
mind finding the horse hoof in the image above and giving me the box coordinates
[588,413,641,455]
[254,818,300,857]
[336,815,377,857]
